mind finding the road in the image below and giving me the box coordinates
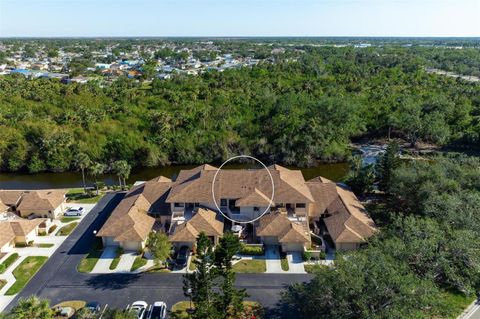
[5,192,311,316]
[461,300,480,319]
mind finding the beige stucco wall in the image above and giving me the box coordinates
[0,240,14,253]
[19,203,64,219]
[120,240,144,251]
[281,242,306,252]
[102,236,119,247]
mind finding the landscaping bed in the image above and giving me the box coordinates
[56,222,78,236]
[239,243,264,256]
[170,301,263,319]
[232,259,266,273]
[37,243,55,248]
[6,256,48,295]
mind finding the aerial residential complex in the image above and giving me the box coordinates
[97,164,377,253]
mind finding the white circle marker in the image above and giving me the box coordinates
[211,155,275,224]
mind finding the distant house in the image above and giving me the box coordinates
[0,219,45,253]
[16,190,67,219]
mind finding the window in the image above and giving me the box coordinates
[194,203,199,207]
[253,206,259,212]
[220,199,228,206]
[174,203,184,208]
[296,203,306,208]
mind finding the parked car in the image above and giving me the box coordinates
[175,246,190,268]
[128,301,148,319]
[85,301,101,313]
[64,207,84,216]
[148,301,167,319]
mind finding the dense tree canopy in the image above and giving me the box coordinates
[1,46,479,173]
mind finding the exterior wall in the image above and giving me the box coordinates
[238,206,268,220]
[0,240,14,253]
[281,243,306,252]
[335,242,360,251]
[120,240,144,251]
[260,236,279,245]
[18,204,64,219]
[15,229,37,244]
[102,236,119,247]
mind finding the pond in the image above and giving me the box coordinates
[0,163,349,190]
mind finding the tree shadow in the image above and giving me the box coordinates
[85,273,141,290]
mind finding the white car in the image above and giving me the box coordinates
[64,207,85,216]
[148,301,167,319]
[128,301,148,319]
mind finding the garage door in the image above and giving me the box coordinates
[121,241,142,251]
[261,236,278,245]
[103,237,119,247]
[282,243,305,252]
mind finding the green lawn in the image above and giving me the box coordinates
[232,259,266,273]
[56,222,79,236]
[6,256,48,295]
[188,256,197,271]
[170,301,192,319]
[280,255,289,271]
[109,248,123,270]
[0,253,19,274]
[37,243,54,248]
[60,216,80,223]
[66,188,102,204]
[77,238,103,273]
[131,256,148,272]
[439,290,476,319]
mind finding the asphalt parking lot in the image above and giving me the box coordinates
[5,192,312,316]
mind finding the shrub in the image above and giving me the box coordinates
[239,244,264,256]
[302,251,312,261]
[48,225,57,234]
[319,251,326,260]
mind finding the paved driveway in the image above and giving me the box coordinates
[265,245,283,273]
[91,246,117,273]
[287,252,306,273]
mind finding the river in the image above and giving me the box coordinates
[0,163,349,190]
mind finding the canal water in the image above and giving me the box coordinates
[0,163,349,190]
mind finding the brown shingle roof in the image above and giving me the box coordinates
[0,200,8,213]
[97,177,172,242]
[166,164,314,204]
[306,181,338,218]
[0,222,15,248]
[257,212,310,244]
[235,188,273,207]
[0,190,24,206]
[170,208,223,242]
[323,185,377,244]
[17,190,66,212]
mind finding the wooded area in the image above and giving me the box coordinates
[1,44,479,173]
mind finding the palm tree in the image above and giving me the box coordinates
[88,162,107,195]
[74,153,91,194]
[9,296,53,319]
[112,160,131,190]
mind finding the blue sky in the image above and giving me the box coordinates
[0,0,479,37]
